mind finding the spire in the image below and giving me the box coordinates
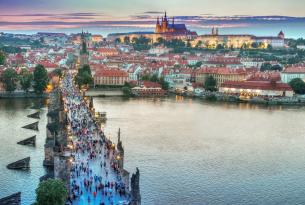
[164,11,167,22]
[118,128,121,144]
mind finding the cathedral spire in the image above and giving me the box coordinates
[164,11,167,22]
[118,128,121,144]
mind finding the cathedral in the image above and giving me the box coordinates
[155,12,189,34]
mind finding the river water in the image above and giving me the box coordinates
[1,97,305,205]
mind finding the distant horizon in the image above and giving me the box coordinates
[1,14,305,39]
[1,0,305,39]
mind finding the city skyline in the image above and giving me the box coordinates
[1,0,305,37]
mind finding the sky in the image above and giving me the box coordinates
[1,0,305,38]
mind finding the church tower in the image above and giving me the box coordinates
[161,12,168,33]
[155,17,161,33]
[278,30,285,39]
[80,30,89,67]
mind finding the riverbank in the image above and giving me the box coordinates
[85,88,124,97]
[82,87,305,106]
[167,90,305,106]
[197,92,305,106]
[0,91,48,99]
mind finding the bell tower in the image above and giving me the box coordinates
[155,17,161,33]
[161,11,168,33]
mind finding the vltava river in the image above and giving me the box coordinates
[1,97,305,205]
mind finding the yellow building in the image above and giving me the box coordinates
[193,34,254,49]
[193,28,285,49]
[94,69,129,86]
[196,67,247,87]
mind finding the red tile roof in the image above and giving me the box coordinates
[283,66,305,73]
[141,81,162,88]
[196,67,246,75]
[95,69,128,77]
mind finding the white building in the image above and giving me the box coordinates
[281,65,305,83]
[127,64,142,81]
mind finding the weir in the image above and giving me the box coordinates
[7,157,30,170]
[27,111,40,119]
[22,122,39,131]
[0,192,21,205]
[17,135,36,146]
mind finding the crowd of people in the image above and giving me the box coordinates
[60,73,129,205]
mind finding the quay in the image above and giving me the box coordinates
[42,72,141,205]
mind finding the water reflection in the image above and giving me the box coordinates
[1,97,305,205]
[93,97,305,205]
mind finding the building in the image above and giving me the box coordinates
[241,57,264,68]
[91,35,103,44]
[79,31,89,67]
[131,81,166,96]
[281,65,305,83]
[148,46,171,56]
[219,79,294,97]
[127,64,142,81]
[193,29,285,49]
[96,47,119,57]
[108,12,197,43]
[94,69,129,86]
[196,67,247,87]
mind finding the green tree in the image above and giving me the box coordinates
[186,39,192,48]
[75,64,93,87]
[271,64,283,71]
[251,42,259,49]
[132,36,151,51]
[216,44,225,50]
[0,51,5,65]
[52,68,63,77]
[289,78,305,94]
[115,38,121,44]
[19,68,33,92]
[260,63,272,72]
[35,179,67,205]
[2,68,17,92]
[156,37,165,45]
[204,75,217,91]
[195,40,203,48]
[150,74,159,82]
[122,86,132,97]
[159,77,169,90]
[195,61,203,68]
[33,64,48,94]
[124,36,130,44]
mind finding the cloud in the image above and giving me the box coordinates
[143,11,164,15]
[65,12,104,17]
[0,12,104,18]
[0,14,305,33]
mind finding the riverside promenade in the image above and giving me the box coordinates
[57,72,140,205]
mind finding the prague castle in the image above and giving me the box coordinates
[108,12,197,43]
[155,12,196,36]
[108,12,285,49]
[193,28,285,49]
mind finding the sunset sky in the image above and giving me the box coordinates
[0,0,305,37]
